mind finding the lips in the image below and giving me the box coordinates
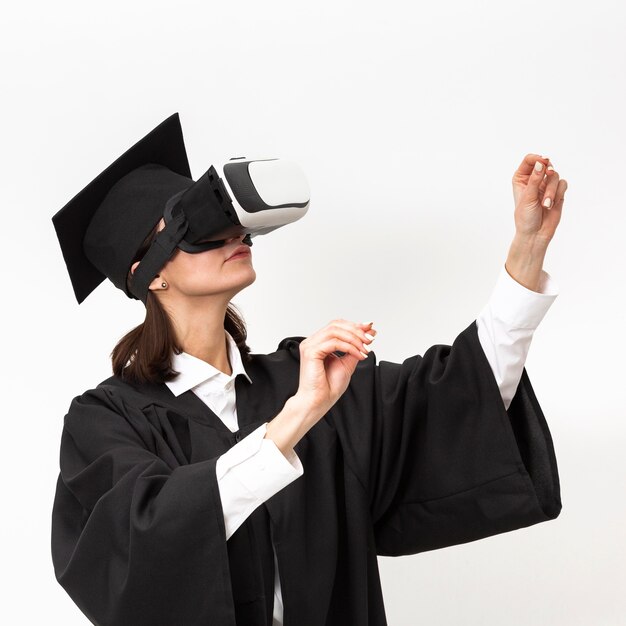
[226,245,251,261]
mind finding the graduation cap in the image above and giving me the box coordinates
[51,112,195,305]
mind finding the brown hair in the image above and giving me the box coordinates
[110,222,253,385]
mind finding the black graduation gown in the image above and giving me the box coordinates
[51,319,562,625]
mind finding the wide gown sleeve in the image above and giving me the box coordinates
[331,318,562,557]
[50,385,237,626]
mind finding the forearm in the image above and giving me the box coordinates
[264,394,321,457]
[216,399,315,539]
[505,235,549,292]
[216,422,304,539]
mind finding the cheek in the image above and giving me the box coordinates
[171,254,224,282]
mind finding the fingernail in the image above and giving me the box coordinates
[534,161,544,173]
[365,333,375,341]
[543,197,552,209]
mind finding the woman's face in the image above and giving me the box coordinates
[136,217,256,300]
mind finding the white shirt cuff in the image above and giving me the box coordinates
[215,423,304,540]
[486,263,559,330]
[475,263,559,412]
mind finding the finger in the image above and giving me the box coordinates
[346,322,377,345]
[320,319,377,345]
[319,324,374,355]
[524,157,549,203]
[514,153,550,178]
[538,178,566,238]
[541,167,561,209]
[305,321,377,364]
[360,322,377,337]
[358,321,378,336]
[551,179,568,212]
[315,338,367,360]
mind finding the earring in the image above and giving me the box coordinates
[161,281,167,289]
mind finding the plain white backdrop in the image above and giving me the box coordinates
[2,0,624,624]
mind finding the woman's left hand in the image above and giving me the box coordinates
[511,153,568,245]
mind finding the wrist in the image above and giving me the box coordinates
[264,395,319,457]
[505,235,548,292]
[510,233,549,257]
[288,393,325,422]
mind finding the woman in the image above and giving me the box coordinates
[51,115,566,626]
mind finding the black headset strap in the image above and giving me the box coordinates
[129,189,253,304]
[163,188,234,253]
[129,206,189,304]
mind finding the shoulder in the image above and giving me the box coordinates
[62,375,161,454]
[63,375,149,430]
[220,335,306,397]
[243,335,306,370]
[275,335,306,357]
[70,374,143,408]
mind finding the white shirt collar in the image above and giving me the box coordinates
[165,330,252,397]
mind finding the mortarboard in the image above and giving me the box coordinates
[51,113,195,305]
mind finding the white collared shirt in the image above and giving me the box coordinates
[164,332,253,433]
[164,262,559,625]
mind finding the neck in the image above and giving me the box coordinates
[164,294,233,376]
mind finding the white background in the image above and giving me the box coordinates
[2,0,625,624]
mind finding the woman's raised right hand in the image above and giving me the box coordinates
[294,319,377,418]
[264,320,377,457]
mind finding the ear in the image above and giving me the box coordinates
[130,261,164,292]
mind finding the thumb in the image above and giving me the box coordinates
[524,158,546,204]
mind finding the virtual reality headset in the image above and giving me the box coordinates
[131,155,310,302]
[52,113,310,305]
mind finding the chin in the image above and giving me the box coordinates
[242,270,257,287]
[229,270,257,293]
